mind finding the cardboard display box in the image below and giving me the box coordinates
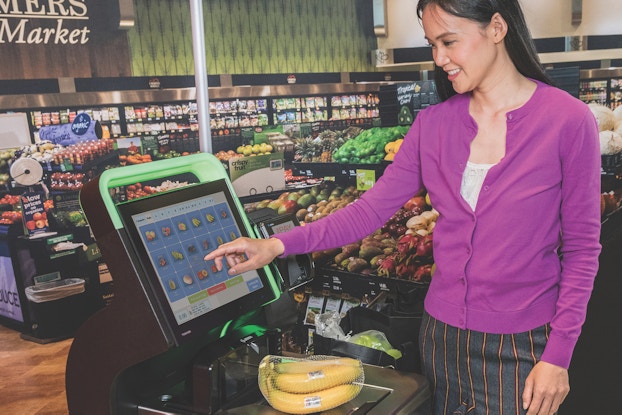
[227,152,285,196]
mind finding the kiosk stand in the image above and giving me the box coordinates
[66,153,283,414]
[66,153,431,415]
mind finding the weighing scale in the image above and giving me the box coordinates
[65,153,430,415]
[9,157,45,187]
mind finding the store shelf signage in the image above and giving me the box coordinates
[356,169,376,191]
[39,113,99,146]
[20,190,49,237]
[0,254,23,322]
[0,1,91,45]
[71,113,91,136]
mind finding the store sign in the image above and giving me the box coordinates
[39,113,99,146]
[20,190,49,236]
[0,0,91,45]
[0,243,23,323]
[71,112,91,136]
[356,169,376,191]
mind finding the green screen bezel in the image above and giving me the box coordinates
[86,153,281,344]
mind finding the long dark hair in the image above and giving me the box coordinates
[416,0,553,101]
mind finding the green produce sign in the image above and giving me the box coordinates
[356,169,376,191]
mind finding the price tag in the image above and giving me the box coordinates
[356,169,376,191]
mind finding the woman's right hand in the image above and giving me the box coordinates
[203,237,285,275]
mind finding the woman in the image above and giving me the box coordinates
[205,1,601,414]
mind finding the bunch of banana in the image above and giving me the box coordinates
[258,355,364,414]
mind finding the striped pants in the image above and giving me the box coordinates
[419,311,550,415]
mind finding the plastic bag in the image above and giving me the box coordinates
[349,329,403,360]
[258,354,364,414]
[314,310,350,341]
[25,278,85,303]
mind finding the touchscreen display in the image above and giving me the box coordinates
[128,190,264,326]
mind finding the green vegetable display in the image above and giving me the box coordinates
[50,210,88,228]
[332,126,409,164]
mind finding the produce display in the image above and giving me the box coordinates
[0,148,17,170]
[49,209,86,229]
[0,194,20,207]
[601,190,622,216]
[331,125,409,164]
[258,355,364,414]
[590,103,622,167]
[0,195,53,226]
[121,179,192,201]
[12,140,114,166]
[382,137,404,161]
[214,143,275,162]
[214,149,240,162]
[152,148,196,160]
[313,194,437,282]
[293,126,363,162]
[0,210,22,225]
[245,182,436,282]
[245,182,360,219]
[118,152,153,165]
[49,172,88,191]
[0,172,9,188]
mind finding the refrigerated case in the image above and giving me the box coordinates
[27,101,201,157]
[208,97,269,153]
[611,78,622,110]
[271,93,379,126]
[579,67,622,109]
[208,90,380,155]
[31,106,122,140]
[0,84,383,155]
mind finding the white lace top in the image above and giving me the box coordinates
[461,161,495,211]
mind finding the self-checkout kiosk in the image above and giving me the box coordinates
[65,153,430,415]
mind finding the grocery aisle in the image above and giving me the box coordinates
[0,324,70,414]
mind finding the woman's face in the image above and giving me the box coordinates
[422,4,500,94]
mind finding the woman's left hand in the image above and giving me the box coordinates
[522,361,570,415]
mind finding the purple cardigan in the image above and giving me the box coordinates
[275,81,601,369]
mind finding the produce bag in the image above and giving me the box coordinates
[258,354,364,414]
[349,329,403,359]
[314,303,423,372]
[314,310,349,341]
[343,304,424,372]
[313,330,400,369]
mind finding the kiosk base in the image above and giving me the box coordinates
[138,364,431,415]
[20,332,72,344]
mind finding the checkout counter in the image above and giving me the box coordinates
[65,153,430,415]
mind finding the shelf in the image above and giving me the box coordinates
[310,264,428,311]
[41,151,119,173]
[291,161,390,186]
[126,115,190,123]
